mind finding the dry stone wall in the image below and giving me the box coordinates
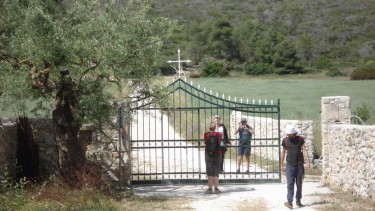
[0,119,17,178]
[0,118,128,184]
[28,119,59,177]
[321,96,375,201]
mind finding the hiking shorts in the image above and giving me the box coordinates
[237,145,251,156]
[205,154,222,176]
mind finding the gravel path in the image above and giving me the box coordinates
[134,176,331,210]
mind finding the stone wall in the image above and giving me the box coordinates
[230,112,314,161]
[0,118,129,185]
[321,96,375,201]
[28,119,59,177]
[0,118,17,178]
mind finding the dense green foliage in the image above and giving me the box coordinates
[350,65,375,80]
[152,0,375,76]
[0,0,176,123]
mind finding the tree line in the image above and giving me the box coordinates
[153,0,375,77]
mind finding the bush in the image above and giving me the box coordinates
[313,56,332,69]
[159,66,176,76]
[356,103,371,122]
[350,66,375,80]
[188,70,202,78]
[326,67,345,77]
[200,58,229,77]
[274,66,304,75]
[244,63,273,75]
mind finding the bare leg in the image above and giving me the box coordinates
[245,156,250,171]
[237,156,242,170]
[213,176,219,189]
[208,176,214,189]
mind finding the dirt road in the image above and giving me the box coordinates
[134,176,331,211]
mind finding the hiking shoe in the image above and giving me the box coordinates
[284,202,293,209]
[205,189,213,194]
[236,169,240,173]
[296,201,304,207]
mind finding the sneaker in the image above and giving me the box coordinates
[284,202,293,209]
[245,169,249,173]
[214,188,222,194]
[236,169,240,173]
[205,189,213,194]
[296,201,304,207]
[220,170,225,174]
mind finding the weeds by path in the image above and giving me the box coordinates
[313,186,375,211]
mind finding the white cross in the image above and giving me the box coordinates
[167,48,191,78]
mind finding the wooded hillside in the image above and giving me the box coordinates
[151,0,375,75]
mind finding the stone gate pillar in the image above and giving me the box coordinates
[321,96,351,184]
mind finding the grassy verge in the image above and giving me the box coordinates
[313,186,375,211]
[1,185,121,210]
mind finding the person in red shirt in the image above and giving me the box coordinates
[204,122,223,194]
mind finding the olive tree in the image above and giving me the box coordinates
[0,0,176,178]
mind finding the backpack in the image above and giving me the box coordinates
[206,133,220,158]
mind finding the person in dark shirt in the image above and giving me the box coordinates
[281,125,310,209]
[204,122,223,194]
[234,117,254,173]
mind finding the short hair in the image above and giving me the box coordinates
[209,122,216,131]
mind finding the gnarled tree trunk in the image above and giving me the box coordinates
[52,69,86,180]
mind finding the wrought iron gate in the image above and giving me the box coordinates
[130,78,281,184]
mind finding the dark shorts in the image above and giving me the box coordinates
[205,154,222,176]
[237,145,251,156]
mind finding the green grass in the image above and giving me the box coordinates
[186,76,375,124]
[171,74,374,158]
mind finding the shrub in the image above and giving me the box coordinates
[326,67,345,77]
[350,66,375,80]
[244,63,273,75]
[356,103,371,122]
[188,70,202,78]
[274,66,304,75]
[200,58,229,77]
[313,56,332,69]
[159,66,176,76]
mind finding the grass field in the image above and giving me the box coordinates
[182,75,375,124]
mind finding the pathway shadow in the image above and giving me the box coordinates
[291,201,330,210]
[134,184,257,198]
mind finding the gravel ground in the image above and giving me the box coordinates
[132,110,331,210]
[134,176,332,211]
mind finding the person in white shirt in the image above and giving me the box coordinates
[213,115,231,173]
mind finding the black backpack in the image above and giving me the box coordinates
[206,133,220,158]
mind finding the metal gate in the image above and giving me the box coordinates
[130,78,281,184]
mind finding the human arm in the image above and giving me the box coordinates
[234,123,240,135]
[281,147,286,172]
[222,125,230,145]
[281,139,286,172]
[302,144,310,169]
[248,125,255,137]
[203,132,208,145]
